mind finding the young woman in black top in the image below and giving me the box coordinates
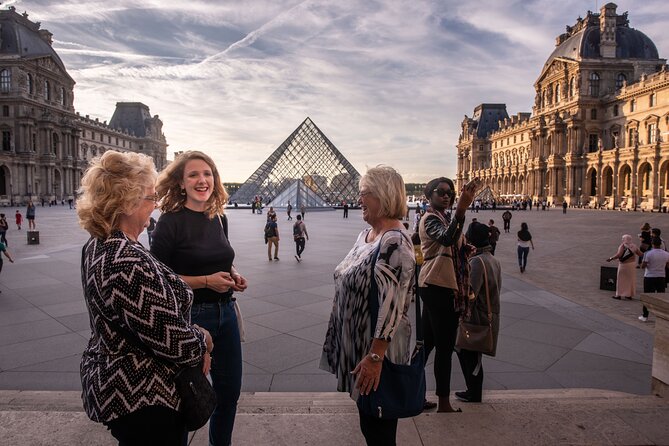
[151,151,247,446]
[517,222,534,273]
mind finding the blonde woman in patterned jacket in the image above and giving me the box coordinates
[77,151,213,446]
[321,165,415,446]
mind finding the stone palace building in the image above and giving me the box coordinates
[457,3,669,210]
[0,7,167,205]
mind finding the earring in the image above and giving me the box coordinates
[180,189,186,196]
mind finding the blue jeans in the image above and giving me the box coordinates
[517,246,530,269]
[191,301,242,446]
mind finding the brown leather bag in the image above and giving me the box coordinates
[456,257,494,355]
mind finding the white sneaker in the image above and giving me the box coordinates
[638,316,648,322]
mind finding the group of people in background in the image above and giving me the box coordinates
[607,222,669,323]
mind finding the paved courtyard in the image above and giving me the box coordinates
[0,204,666,395]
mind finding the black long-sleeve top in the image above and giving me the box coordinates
[151,208,235,303]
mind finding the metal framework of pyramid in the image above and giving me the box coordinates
[475,186,498,203]
[229,117,361,207]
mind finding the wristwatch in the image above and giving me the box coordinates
[369,352,382,362]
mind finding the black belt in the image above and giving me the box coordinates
[194,292,233,305]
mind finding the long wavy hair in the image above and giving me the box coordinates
[156,150,228,218]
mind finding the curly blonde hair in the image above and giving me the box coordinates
[156,150,228,218]
[77,151,157,239]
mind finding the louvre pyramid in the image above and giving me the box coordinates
[230,117,361,206]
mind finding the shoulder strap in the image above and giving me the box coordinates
[217,214,229,239]
[478,256,492,322]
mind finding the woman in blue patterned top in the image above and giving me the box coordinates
[78,151,213,446]
[321,165,415,446]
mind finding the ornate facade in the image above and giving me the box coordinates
[457,3,669,210]
[0,7,167,205]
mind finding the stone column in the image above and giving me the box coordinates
[640,293,669,397]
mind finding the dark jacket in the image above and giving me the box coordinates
[467,249,501,356]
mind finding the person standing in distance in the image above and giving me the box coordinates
[287,202,293,220]
[300,204,306,220]
[26,200,36,230]
[639,237,669,322]
[501,210,512,233]
[293,215,309,262]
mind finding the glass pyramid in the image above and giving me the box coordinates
[229,117,361,207]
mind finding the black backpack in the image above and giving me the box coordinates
[264,223,274,238]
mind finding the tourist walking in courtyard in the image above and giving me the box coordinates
[265,214,280,260]
[0,214,8,246]
[456,221,501,403]
[419,176,479,412]
[151,150,247,446]
[293,214,308,261]
[300,204,306,219]
[320,166,415,445]
[639,238,669,322]
[266,206,276,222]
[501,209,512,233]
[15,210,22,230]
[77,150,213,445]
[607,234,642,300]
[517,222,534,273]
[287,201,293,220]
[26,200,36,230]
[562,201,567,214]
[343,202,349,218]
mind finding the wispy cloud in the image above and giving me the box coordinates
[8,0,669,182]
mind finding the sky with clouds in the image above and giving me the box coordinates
[7,0,669,182]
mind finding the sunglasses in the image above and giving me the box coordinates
[433,188,455,198]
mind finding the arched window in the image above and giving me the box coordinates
[60,87,66,106]
[0,69,11,92]
[44,80,51,101]
[588,72,600,97]
[28,74,34,94]
[616,73,626,90]
[555,83,561,103]
[630,99,636,112]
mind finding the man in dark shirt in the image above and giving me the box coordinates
[502,210,512,233]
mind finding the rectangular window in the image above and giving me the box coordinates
[613,105,619,117]
[100,133,103,142]
[590,109,597,120]
[478,145,483,151]
[650,93,657,107]
[588,134,599,152]
[2,131,10,151]
[91,131,95,140]
[649,124,657,144]
[122,140,126,147]
[108,136,111,143]
[115,137,119,145]
[630,100,636,112]
[2,105,8,117]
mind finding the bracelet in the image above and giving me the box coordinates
[204,275,208,289]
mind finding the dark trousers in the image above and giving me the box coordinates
[421,285,459,397]
[0,230,6,245]
[503,220,510,232]
[358,411,398,446]
[642,277,666,317]
[490,243,497,256]
[295,237,305,257]
[457,349,483,400]
[103,405,188,446]
[343,209,348,218]
[517,246,530,269]
[191,301,242,446]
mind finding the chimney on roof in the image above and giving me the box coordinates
[599,3,617,58]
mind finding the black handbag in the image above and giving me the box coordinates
[456,256,495,356]
[356,230,426,419]
[173,365,218,431]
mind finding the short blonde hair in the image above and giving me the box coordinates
[360,165,407,220]
[77,150,157,239]
[156,151,228,218]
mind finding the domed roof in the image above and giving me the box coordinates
[0,8,71,80]
[541,16,660,76]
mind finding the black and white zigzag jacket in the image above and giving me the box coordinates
[80,230,206,423]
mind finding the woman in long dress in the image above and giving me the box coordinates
[607,234,642,300]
